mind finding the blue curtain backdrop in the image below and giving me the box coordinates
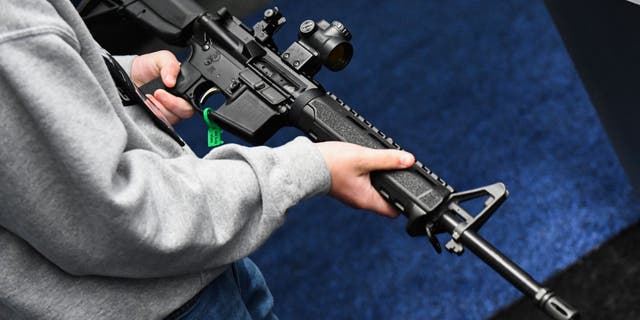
[175,0,640,319]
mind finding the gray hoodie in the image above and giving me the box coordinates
[0,0,331,318]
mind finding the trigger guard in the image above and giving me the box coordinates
[189,81,221,111]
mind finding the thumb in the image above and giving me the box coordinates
[152,51,180,88]
[358,148,415,172]
[159,62,179,88]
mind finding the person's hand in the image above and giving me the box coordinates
[316,141,415,218]
[131,50,194,125]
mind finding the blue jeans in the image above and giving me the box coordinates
[168,258,279,320]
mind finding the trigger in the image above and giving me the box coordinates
[198,87,222,106]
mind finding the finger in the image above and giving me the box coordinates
[364,186,400,218]
[154,89,195,120]
[146,93,179,125]
[131,51,176,86]
[155,51,180,88]
[358,148,415,172]
[160,62,179,88]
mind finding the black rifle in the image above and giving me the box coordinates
[81,1,580,319]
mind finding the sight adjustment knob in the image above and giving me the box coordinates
[330,21,351,40]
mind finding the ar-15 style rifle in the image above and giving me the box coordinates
[80,1,579,318]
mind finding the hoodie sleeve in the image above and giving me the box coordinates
[0,3,331,278]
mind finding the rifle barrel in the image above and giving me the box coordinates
[439,213,579,320]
